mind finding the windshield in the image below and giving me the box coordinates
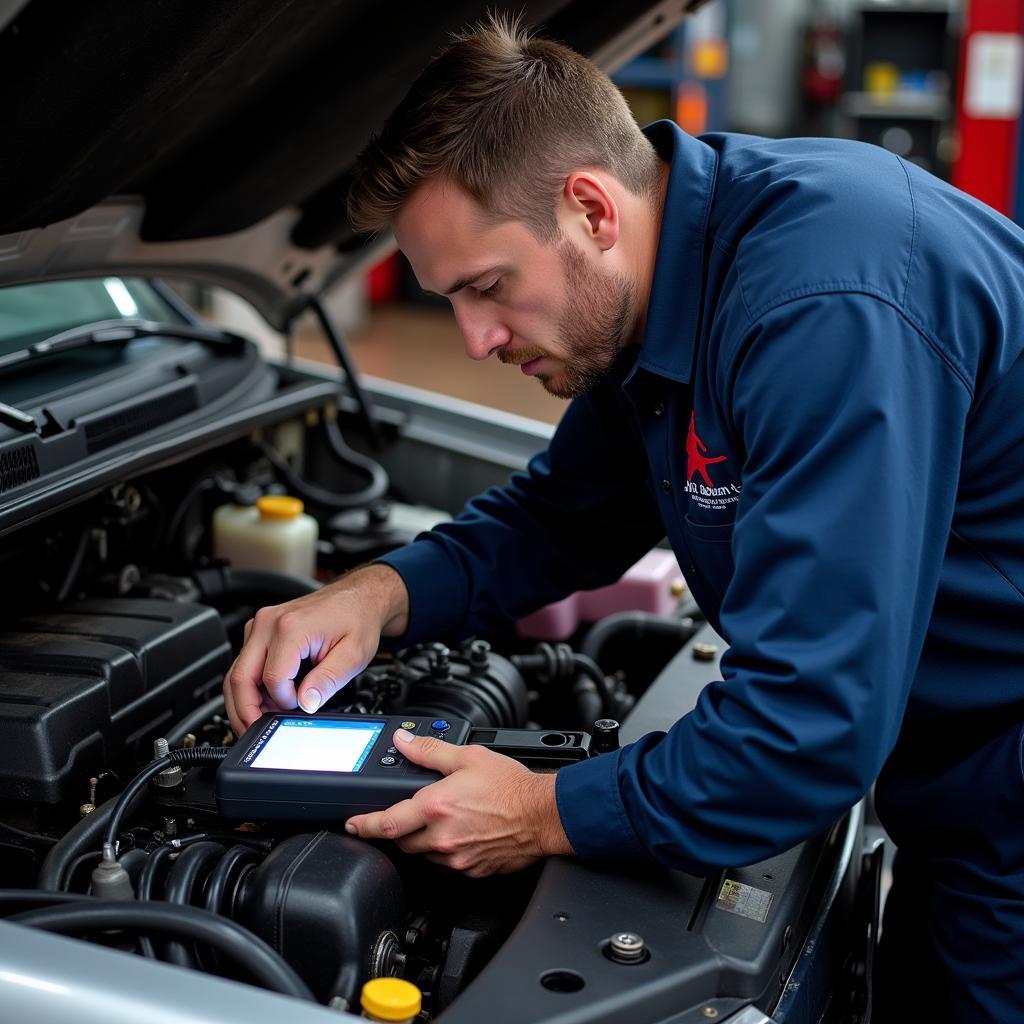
[0,278,183,357]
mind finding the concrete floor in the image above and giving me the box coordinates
[294,304,567,425]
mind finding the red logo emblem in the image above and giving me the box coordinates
[686,412,727,486]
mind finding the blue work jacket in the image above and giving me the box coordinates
[379,122,1024,874]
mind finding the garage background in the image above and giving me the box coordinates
[196,0,1024,425]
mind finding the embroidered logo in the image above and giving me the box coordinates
[686,411,726,486]
[684,412,741,510]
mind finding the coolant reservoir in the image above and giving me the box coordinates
[212,495,318,578]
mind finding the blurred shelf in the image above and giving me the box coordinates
[841,91,952,119]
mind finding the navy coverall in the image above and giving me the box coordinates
[380,122,1024,1020]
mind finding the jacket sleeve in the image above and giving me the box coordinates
[376,374,666,644]
[556,292,972,871]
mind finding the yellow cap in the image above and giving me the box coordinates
[360,978,422,1022]
[256,495,304,520]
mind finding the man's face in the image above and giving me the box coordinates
[394,178,636,399]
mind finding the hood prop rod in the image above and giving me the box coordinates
[304,294,382,451]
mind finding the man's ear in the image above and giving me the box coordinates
[562,172,619,252]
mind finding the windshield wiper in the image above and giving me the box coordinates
[0,318,247,372]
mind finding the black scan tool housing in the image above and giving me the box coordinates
[216,712,471,821]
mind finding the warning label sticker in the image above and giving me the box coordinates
[716,878,773,923]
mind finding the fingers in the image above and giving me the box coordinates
[295,641,372,713]
[223,644,270,735]
[261,610,309,710]
[393,730,465,776]
[346,798,426,841]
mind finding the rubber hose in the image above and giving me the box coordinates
[202,845,262,974]
[38,795,120,892]
[257,435,387,511]
[103,747,229,852]
[579,610,697,667]
[570,653,620,719]
[162,841,226,968]
[0,890,93,913]
[136,844,174,960]
[7,903,314,1001]
[193,565,321,607]
[572,678,604,730]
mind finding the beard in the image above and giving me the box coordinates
[497,239,637,400]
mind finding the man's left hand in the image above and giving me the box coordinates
[345,729,573,877]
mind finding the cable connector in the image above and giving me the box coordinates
[151,737,184,788]
[90,843,134,900]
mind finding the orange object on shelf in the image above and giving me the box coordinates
[676,81,708,136]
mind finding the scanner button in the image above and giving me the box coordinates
[431,720,451,733]
[401,721,417,730]
[386,746,398,755]
[379,755,398,767]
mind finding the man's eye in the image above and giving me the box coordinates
[478,279,501,298]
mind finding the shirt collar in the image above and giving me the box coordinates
[635,121,718,383]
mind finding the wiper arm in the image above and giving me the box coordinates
[0,318,247,372]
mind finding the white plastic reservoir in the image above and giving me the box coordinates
[212,495,318,578]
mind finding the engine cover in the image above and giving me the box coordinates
[0,598,230,804]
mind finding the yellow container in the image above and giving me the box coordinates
[360,977,422,1022]
[212,496,318,578]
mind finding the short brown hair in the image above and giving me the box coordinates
[347,13,661,241]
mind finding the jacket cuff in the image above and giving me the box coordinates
[555,749,652,862]
[374,539,469,645]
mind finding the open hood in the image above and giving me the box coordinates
[0,0,705,330]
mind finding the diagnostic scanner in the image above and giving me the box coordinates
[216,712,471,821]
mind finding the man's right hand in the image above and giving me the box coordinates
[222,563,410,736]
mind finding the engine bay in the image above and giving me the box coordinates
[0,356,872,1023]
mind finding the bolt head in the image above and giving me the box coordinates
[692,642,719,662]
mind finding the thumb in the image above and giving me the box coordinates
[296,642,369,713]
[393,729,463,775]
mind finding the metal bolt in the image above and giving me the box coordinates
[670,578,686,598]
[692,642,719,662]
[608,932,646,963]
[702,1008,719,1019]
[468,639,491,668]
[429,643,451,678]
[152,737,183,788]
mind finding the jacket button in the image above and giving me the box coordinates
[653,401,665,417]
[661,479,672,494]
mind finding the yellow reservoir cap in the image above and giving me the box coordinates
[360,978,422,1021]
[256,495,304,520]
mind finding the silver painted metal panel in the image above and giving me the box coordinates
[0,919,353,1024]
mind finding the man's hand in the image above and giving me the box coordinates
[345,730,574,877]
[222,564,409,736]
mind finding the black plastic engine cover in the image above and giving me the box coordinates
[0,598,230,803]
[236,831,405,1005]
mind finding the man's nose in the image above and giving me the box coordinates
[454,304,511,361]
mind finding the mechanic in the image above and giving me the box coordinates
[223,16,1024,1022]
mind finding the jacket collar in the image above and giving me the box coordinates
[634,120,718,383]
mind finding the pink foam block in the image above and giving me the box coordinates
[516,549,685,641]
